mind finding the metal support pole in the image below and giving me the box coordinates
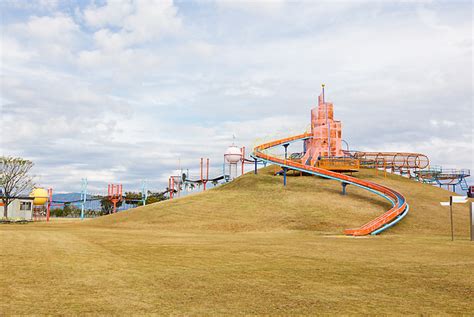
[168,178,171,200]
[141,180,147,206]
[254,158,258,174]
[283,144,289,159]
[341,182,348,195]
[241,147,245,176]
[200,158,203,183]
[81,178,87,220]
[283,167,287,186]
[450,196,454,241]
[203,158,209,191]
[47,188,52,222]
[170,177,174,199]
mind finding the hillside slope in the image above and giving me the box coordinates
[89,167,470,236]
[2,167,473,315]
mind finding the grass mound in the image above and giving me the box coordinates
[89,166,470,236]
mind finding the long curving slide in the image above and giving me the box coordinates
[252,133,409,236]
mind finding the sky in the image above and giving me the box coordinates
[0,0,472,194]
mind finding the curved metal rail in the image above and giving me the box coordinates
[253,133,409,236]
[350,151,429,170]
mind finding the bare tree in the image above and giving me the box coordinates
[0,157,34,218]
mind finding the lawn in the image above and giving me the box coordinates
[1,168,473,314]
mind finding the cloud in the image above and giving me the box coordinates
[216,0,286,15]
[83,0,181,47]
[1,0,472,194]
[2,14,82,67]
[0,0,60,11]
[83,0,134,28]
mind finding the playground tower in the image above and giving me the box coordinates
[304,85,343,164]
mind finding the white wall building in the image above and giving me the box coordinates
[0,196,34,220]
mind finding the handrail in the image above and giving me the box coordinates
[253,134,408,236]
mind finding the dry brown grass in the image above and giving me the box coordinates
[1,167,473,315]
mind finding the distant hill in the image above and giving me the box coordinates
[53,193,84,202]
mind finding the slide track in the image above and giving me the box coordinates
[253,133,409,236]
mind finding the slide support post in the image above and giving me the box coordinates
[283,143,289,159]
[341,182,349,195]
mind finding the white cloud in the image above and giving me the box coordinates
[0,36,35,64]
[3,14,81,66]
[9,14,79,44]
[84,0,181,48]
[217,0,286,15]
[1,0,472,193]
[83,0,134,28]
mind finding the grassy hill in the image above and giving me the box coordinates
[90,167,470,236]
[1,167,473,315]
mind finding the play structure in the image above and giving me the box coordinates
[251,85,470,236]
[169,146,267,200]
[171,158,228,200]
[29,187,52,221]
[351,152,430,173]
[28,180,167,221]
[414,167,470,192]
[28,84,468,234]
[108,184,123,214]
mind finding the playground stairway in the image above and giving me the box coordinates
[253,133,409,236]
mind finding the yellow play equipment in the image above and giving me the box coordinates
[30,188,49,205]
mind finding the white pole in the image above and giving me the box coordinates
[470,202,473,241]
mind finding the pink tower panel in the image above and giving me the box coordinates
[305,90,343,163]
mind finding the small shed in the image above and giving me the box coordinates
[0,196,35,220]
